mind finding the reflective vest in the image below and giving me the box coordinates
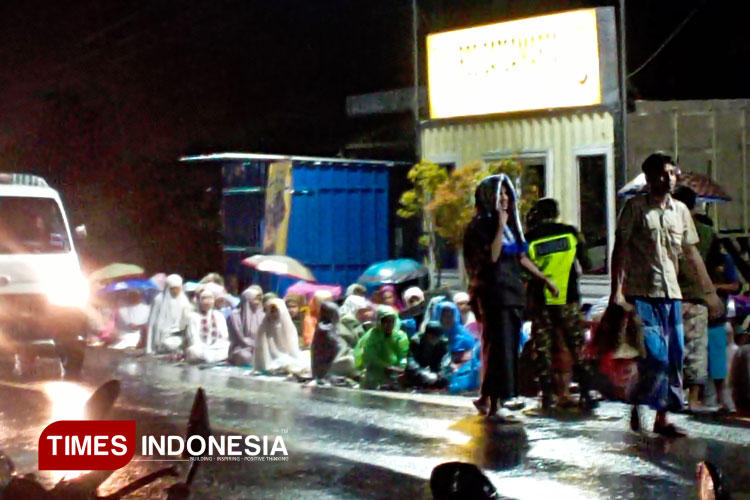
[528,232,577,305]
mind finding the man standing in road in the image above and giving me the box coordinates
[526,198,596,412]
[610,153,723,437]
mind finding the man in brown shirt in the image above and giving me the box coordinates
[611,153,723,437]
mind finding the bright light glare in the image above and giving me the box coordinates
[43,382,93,482]
[43,381,92,421]
[491,477,597,500]
[45,275,89,308]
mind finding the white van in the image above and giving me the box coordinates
[0,173,89,376]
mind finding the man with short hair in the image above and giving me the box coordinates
[611,153,723,437]
[526,197,595,411]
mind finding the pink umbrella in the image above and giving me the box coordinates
[283,281,342,302]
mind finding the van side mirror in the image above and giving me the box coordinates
[75,225,87,240]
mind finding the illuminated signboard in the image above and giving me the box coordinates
[427,9,603,119]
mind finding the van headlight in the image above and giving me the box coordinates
[46,275,90,308]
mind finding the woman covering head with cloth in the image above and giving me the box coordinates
[463,174,559,422]
[453,291,479,340]
[345,283,367,298]
[376,284,404,312]
[311,302,358,383]
[227,285,263,366]
[354,305,410,389]
[146,274,192,354]
[185,288,230,364]
[303,289,334,348]
[254,298,311,375]
[339,294,373,348]
[284,294,308,348]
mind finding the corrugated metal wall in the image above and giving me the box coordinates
[221,159,390,294]
[287,161,389,288]
[421,111,615,228]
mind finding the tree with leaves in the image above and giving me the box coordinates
[399,158,533,286]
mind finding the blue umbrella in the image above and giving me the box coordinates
[357,259,428,289]
[98,279,160,302]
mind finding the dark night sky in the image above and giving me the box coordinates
[1,0,748,274]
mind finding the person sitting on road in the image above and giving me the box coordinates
[404,321,451,389]
[453,291,480,340]
[254,298,311,375]
[311,302,358,383]
[185,288,230,364]
[303,290,334,348]
[400,287,427,338]
[338,294,370,348]
[284,293,308,349]
[113,289,151,350]
[377,284,404,312]
[354,305,410,389]
[146,274,192,355]
[226,286,264,366]
[433,301,481,393]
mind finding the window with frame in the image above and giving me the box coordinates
[578,154,608,275]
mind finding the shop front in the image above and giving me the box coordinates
[420,7,620,302]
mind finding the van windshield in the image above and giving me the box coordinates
[0,197,71,254]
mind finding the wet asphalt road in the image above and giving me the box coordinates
[0,348,749,500]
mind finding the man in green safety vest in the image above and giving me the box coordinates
[526,198,596,411]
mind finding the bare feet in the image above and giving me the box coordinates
[473,398,489,416]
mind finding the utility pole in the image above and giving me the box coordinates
[412,0,421,161]
[618,0,628,191]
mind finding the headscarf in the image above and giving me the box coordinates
[452,291,476,325]
[475,174,526,254]
[464,174,527,319]
[147,274,192,353]
[432,301,475,354]
[377,284,404,312]
[198,282,226,300]
[239,285,264,340]
[165,274,183,288]
[311,302,343,379]
[402,287,425,306]
[199,272,225,287]
[345,283,367,297]
[302,290,333,347]
[284,293,307,346]
[254,298,305,372]
[262,292,279,306]
[340,294,368,317]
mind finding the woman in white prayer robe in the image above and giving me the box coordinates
[146,274,192,354]
[253,298,311,375]
[185,289,230,364]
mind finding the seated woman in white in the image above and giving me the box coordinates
[254,298,311,375]
[185,288,230,364]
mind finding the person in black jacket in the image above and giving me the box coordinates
[404,321,451,388]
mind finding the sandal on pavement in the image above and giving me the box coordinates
[653,423,687,438]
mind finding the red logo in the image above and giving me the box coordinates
[38,420,136,470]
